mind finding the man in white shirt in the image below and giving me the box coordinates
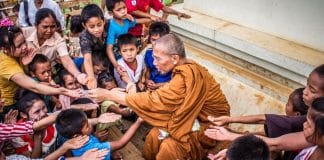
[18,0,64,29]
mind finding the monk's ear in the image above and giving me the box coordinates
[171,55,180,64]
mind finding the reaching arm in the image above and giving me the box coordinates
[208,114,266,126]
[32,113,58,131]
[135,18,151,24]
[110,118,143,151]
[60,55,88,86]
[107,45,118,68]
[161,6,191,19]
[131,10,161,21]
[88,88,128,106]
[83,53,97,89]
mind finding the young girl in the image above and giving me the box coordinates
[80,4,110,89]
[294,97,324,160]
[66,15,84,58]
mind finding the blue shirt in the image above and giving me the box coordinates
[106,19,137,45]
[73,57,84,72]
[144,48,172,83]
[72,135,111,160]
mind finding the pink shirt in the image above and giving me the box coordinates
[294,146,317,160]
[126,0,164,36]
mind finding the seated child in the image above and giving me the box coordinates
[114,33,145,89]
[106,0,150,73]
[97,71,131,126]
[55,108,142,160]
[28,54,61,112]
[66,15,84,58]
[12,91,57,157]
[208,134,269,160]
[142,22,171,91]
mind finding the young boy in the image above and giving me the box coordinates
[55,109,142,160]
[28,54,61,112]
[113,33,145,89]
[143,22,171,91]
[106,0,150,73]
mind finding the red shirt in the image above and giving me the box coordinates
[126,0,164,36]
[0,121,34,142]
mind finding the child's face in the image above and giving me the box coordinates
[112,1,127,19]
[83,17,104,38]
[150,34,161,46]
[285,95,299,116]
[93,64,107,76]
[27,99,48,121]
[103,81,117,90]
[81,121,93,136]
[120,44,138,63]
[12,33,28,58]
[63,75,81,90]
[303,72,324,107]
[303,111,315,144]
[31,62,52,82]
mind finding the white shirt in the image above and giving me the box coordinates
[114,54,145,88]
[18,0,64,29]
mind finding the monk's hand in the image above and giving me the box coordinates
[61,88,82,98]
[80,148,109,160]
[204,126,236,141]
[208,116,230,126]
[98,113,121,123]
[207,149,227,160]
[87,88,110,103]
[63,135,89,150]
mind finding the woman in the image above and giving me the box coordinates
[22,8,87,86]
[0,25,81,118]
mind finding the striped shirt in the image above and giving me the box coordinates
[0,121,34,142]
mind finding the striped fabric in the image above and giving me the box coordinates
[0,121,34,142]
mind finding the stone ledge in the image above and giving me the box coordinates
[163,3,324,86]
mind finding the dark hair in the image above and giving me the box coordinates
[117,33,138,49]
[71,98,94,105]
[69,15,84,34]
[312,64,324,91]
[0,26,22,52]
[58,69,73,86]
[309,97,324,143]
[227,134,269,160]
[149,22,170,37]
[81,4,104,24]
[13,4,20,12]
[92,53,110,68]
[35,8,58,26]
[28,54,50,73]
[15,89,43,114]
[290,88,308,115]
[98,70,115,88]
[106,0,125,11]
[55,109,88,139]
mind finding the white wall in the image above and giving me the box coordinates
[184,0,324,51]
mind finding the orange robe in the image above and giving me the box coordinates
[126,61,230,160]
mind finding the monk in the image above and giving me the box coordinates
[88,34,230,160]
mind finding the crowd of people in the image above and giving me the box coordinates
[0,0,323,160]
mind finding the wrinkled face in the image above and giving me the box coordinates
[37,16,56,40]
[285,95,299,116]
[81,121,92,136]
[11,33,28,58]
[34,0,43,5]
[103,81,117,90]
[63,75,81,90]
[120,44,138,63]
[31,62,52,82]
[83,17,104,38]
[303,72,324,107]
[93,64,107,76]
[152,44,177,74]
[27,100,47,121]
[150,34,160,46]
[112,2,127,19]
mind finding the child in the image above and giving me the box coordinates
[58,69,81,110]
[66,15,84,58]
[55,108,142,160]
[114,33,145,89]
[12,91,57,157]
[208,134,270,160]
[294,97,324,160]
[80,4,109,89]
[28,54,61,112]
[106,0,150,73]
[143,22,171,91]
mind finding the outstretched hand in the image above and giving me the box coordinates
[177,12,191,20]
[4,109,18,124]
[63,135,89,150]
[61,88,83,98]
[204,125,236,141]
[21,47,37,66]
[81,148,109,160]
[98,112,122,123]
[207,149,227,160]
[208,116,230,126]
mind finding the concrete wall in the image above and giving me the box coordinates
[184,0,324,51]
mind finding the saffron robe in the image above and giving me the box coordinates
[126,61,230,160]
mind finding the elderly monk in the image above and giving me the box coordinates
[88,34,230,160]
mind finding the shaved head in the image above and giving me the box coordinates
[155,33,186,58]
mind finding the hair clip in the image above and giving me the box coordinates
[0,18,14,28]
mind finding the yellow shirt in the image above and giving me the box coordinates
[0,52,24,106]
